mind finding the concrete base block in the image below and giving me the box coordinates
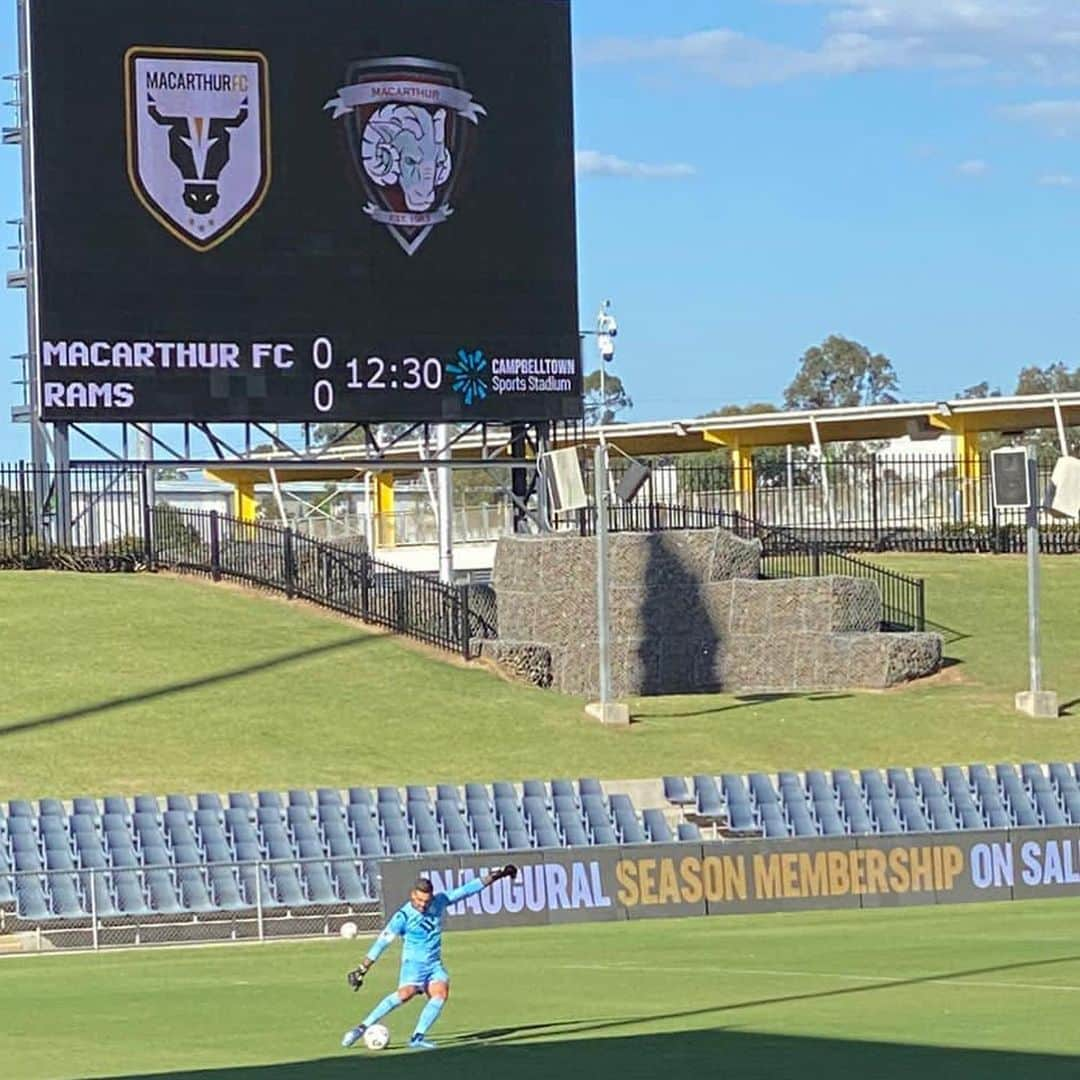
[585,701,632,726]
[1015,690,1061,718]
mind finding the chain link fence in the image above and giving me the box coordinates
[2,859,383,953]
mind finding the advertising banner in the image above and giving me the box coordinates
[377,827,1080,933]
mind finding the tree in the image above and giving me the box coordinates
[583,370,632,425]
[784,335,899,411]
[1015,362,1080,397]
[955,381,1001,400]
[1014,363,1080,457]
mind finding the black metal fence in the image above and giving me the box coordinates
[600,453,1080,554]
[0,463,485,657]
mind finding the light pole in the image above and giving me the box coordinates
[596,300,617,424]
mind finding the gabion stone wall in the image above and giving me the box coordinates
[488,529,941,696]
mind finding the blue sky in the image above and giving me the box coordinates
[4,1,1080,458]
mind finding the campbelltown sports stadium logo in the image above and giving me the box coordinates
[427,864,612,915]
[447,350,578,407]
[325,57,486,256]
[125,47,270,252]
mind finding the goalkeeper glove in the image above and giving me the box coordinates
[493,864,519,881]
[347,963,369,991]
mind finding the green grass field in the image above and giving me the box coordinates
[0,555,1079,798]
[4,557,1080,1077]
[4,899,1080,1078]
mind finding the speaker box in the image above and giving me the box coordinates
[990,448,1032,509]
[615,460,652,504]
[545,447,588,513]
[1045,456,1080,519]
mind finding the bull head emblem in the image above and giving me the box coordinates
[126,48,270,252]
[326,57,486,256]
[147,97,249,215]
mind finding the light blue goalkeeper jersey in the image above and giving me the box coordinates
[366,879,484,967]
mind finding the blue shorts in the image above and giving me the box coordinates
[399,960,450,990]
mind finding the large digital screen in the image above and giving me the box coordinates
[26,0,581,423]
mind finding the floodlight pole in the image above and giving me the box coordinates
[436,423,454,584]
[594,442,612,710]
[1026,489,1042,696]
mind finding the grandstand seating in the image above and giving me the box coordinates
[5,761,1080,921]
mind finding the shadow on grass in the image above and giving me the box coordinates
[923,618,972,646]
[641,692,853,720]
[108,1027,1079,1080]
[104,953,1080,1079]
[0,635,376,739]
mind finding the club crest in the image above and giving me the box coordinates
[125,47,270,252]
[325,57,486,256]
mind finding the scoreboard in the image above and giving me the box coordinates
[25,0,581,423]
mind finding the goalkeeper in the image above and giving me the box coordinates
[342,864,518,1052]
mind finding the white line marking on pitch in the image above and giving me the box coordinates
[557,962,1080,994]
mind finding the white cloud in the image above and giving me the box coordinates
[1038,173,1077,186]
[582,2,1080,87]
[956,158,990,176]
[575,150,697,179]
[1000,100,1080,137]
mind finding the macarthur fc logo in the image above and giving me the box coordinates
[125,47,270,252]
[325,57,486,256]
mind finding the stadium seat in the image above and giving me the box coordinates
[103,796,132,818]
[492,781,517,801]
[300,861,336,903]
[610,794,647,844]
[167,794,194,814]
[286,805,314,828]
[258,791,283,810]
[578,778,603,797]
[721,774,752,808]
[197,793,223,813]
[925,796,958,832]
[81,871,115,916]
[113,870,148,914]
[72,797,99,817]
[38,798,65,818]
[1036,791,1067,826]
[958,805,986,830]
[180,876,215,913]
[869,797,902,834]
[417,832,447,855]
[1065,790,1080,824]
[134,795,160,816]
[662,775,695,806]
[8,799,33,818]
[760,804,789,838]
[69,817,98,844]
[348,787,373,807]
[436,784,462,806]
[677,823,701,842]
[317,788,343,807]
[1049,763,1079,794]
[814,802,846,837]
[238,864,273,907]
[270,865,305,906]
[377,787,403,808]
[749,773,780,805]
[807,771,833,804]
[693,775,723,817]
[522,779,548,801]
[330,859,369,903]
[256,806,284,828]
[887,768,918,801]
[777,771,804,794]
[204,840,232,864]
[405,785,431,806]
[6,815,33,836]
[860,769,889,801]
[473,827,502,852]
[913,767,946,800]
[550,779,576,800]
[16,877,50,919]
[358,833,384,858]
[46,847,75,871]
[642,809,672,843]
[842,801,874,835]
[146,869,182,913]
[288,789,313,810]
[228,792,255,811]
[209,866,246,910]
[727,802,757,831]
[787,803,818,838]
[897,797,929,833]
[49,873,85,917]
[387,833,416,856]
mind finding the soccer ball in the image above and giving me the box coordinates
[363,1024,390,1051]
[339,921,358,940]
